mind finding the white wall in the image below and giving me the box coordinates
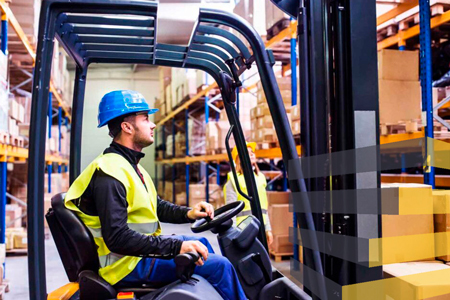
[74,65,160,177]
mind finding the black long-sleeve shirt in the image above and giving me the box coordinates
[77,142,192,258]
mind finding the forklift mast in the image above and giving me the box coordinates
[28,1,323,299]
[273,0,382,297]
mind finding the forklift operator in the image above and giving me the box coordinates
[64,90,247,300]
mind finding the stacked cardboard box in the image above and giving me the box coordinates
[8,0,41,47]
[382,261,450,300]
[267,191,294,255]
[5,204,23,229]
[265,0,290,36]
[381,183,435,264]
[433,190,450,262]
[378,50,421,125]
[6,227,26,251]
[253,77,293,143]
[188,183,223,209]
[291,105,300,135]
[188,117,206,156]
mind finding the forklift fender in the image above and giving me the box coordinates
[259,277,311,300]
[143,275,223,300]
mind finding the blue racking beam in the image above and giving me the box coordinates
[419,0,435,187]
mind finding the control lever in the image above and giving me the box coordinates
[225,125,252,202]
[174,252,200,283]
[251,253,271,284]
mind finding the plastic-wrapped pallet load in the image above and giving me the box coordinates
[7,0,41,46]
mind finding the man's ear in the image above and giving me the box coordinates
[121,122,134,135]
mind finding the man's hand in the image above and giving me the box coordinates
[266,231,273,247]
[180,241,209,266]
[187,201,214,220]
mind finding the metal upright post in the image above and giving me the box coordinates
[48,93,53,140]
[269,159,275,191]
[0,159,6,278]
[172,120,176,204]
[186,109,190,207]
[236,87,240,117]
[162,125,166,193]
[216,164,220,185]
[290,18,297,106]
[1,13,7,54]
[47,163,52,194]
[290,17,299,260]
[48,93,53,193]
[58,106,62,153]
[205,76,209,203]
[206,163,209,203]
[419,0,435,187]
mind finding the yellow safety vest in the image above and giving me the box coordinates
[224,171,269,229]
[65,153,161,285]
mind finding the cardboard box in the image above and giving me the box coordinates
[434,191,450,262]
[267,191,291,205]
[291,105,300,121]
[382,262,450,300]
[268,204,293,236]
[13,232,27,249]
[6,204,22,228]
[256,128,276,143]
[378,49,419,81]
[257,115,274,129]
[189,184,205,200]
[255,104,271,118]
[378,80,422,124]
[271,234,293,254]
[292,119,300,135]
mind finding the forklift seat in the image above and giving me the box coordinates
[45,192,160,299]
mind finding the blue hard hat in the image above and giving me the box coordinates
[97,90,158,128]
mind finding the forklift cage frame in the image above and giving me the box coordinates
[28,1,324,299]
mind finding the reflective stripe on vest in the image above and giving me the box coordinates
[88,222,159,239]
[64,153,161,285]
[225,172,269,228]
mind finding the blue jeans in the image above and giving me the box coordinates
[118,235,247,300]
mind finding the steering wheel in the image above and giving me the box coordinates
[191,201,245,233]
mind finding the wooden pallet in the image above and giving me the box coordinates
[6,248,27,256]
[257,141,279,150]
[380,120,420,136]
[267,18,291,41]
[206,148,226,155]
[0,132,8,144]
[399,2,450,31]
[377,24,398,42]
[269,250,293,263]
[0,280,10,300]
[9,135,24,148]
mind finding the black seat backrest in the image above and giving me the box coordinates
[45,193,100,282]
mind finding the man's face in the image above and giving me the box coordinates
[127,113,156,148]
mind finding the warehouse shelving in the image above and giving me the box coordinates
[154,18,298,207]
[0,0,70,280]
[0,0,71,119]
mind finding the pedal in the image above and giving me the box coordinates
[117,292,136,300]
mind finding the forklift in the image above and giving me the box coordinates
[26,0,329,299]
[27,0,382,299]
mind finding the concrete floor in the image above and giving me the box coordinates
[4,223,293,299]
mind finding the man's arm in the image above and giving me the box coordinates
[93,170,183,258]
[157,196,193,224]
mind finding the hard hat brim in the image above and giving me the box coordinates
[97,108,159,128]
